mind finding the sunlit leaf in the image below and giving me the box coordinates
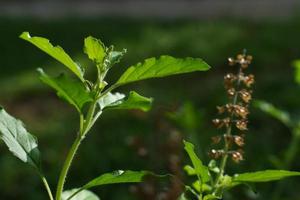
[38,68,93,112]
[84,36,106,65]
[83,170,151,189]
[98,91,153,112]
[62,189,100,200]
[183,140,210,183]
[116,56,210,86]
[20,32,84,82]
[0,107,41,170]
[232,170,300,183]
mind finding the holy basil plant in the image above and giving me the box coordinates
[0,32,210,200]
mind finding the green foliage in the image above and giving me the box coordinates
[232,170,300,183]
[1,32,212,200]
[84,36,106,66]
[62,189,100,200]
[183,140,210,183]
[20,32,85,82]
[116,56,210,86]
[38,69,94,113]
[0,107,41,170]
[293,60,300,84]
[98,91,153,112]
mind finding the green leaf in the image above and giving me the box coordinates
[83,170,150,189]
[293,60,300,84]
[116,56,210,86]
[0,107,41,170]
[232,170,300,183]
[98,91,153,112]
[254,100,291,127]
[20,32,84,82]
[183,165,196,176]
[38,68,93,112]
[62,189,100,200]
[84,36,106,65]
[183,140,210,183]
[177,193,188,200]
[203,194,220,200]
[105,48,127,67]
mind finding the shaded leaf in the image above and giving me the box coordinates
[62,189,100,200]
[98,91,153,112]
[84,36,106,65]
[0,107,41,170]
[254,100,291,127]
[183,140,210,183]
[116,56,210,86]
[20,32,84,82]
[38,68,93,112]
[233,170,300,183]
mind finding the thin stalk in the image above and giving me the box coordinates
[40,173,54,200]
[56,101,98,200]
[55,136,82,200]
[213,67,243,191]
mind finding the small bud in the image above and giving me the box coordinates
[234,105,249,119]
[231,151,244,163]
[209,149,224,159]
[243,74,255,87]
[234,135,245,146]
[239,89,252,103]
[212,118,223,129]
[228,57,236,66]
[236,120,248,131]
[211,136,222,144]
[227,88,236,97]
[217,106,226,114]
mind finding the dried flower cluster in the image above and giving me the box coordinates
[209,52,254,163]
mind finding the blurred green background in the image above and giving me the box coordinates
[1,1,300,199]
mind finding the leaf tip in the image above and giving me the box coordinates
[19,32,30,40]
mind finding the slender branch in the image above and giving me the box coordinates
[39,173,54,200]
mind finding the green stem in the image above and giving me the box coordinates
[40,173,54,200]
[55,100,98,200]
[55,136,82,200]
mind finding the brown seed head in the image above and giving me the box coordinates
[234,135,245,146]
[211,136,222,144]
[243,74,255,87]
[231,151,244,163]
[239,89,252,103]
[236,120,248,131]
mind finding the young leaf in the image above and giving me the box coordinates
[84,36,106,65]
[232,170,300,183]
[98,91,153,112]
[0,107,41,170]
[183,140,210,183]
[105,48,127,67]
[115,56,210,86]
[254,100,292,127]
[62,189,100,200]
[38,69,93,113]
[20,32,85,82]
